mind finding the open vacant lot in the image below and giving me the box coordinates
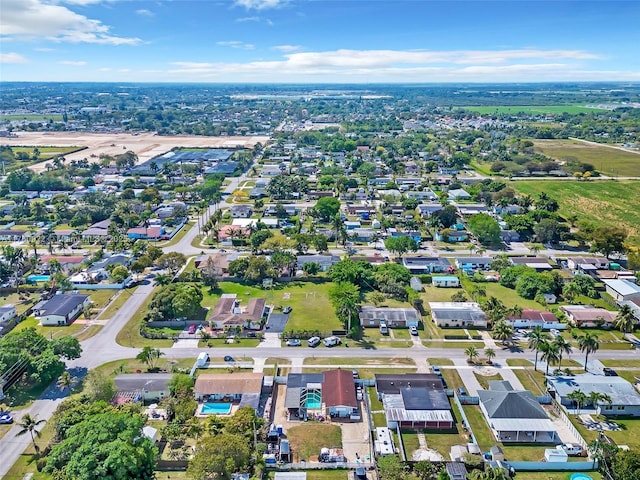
[533,138,640,177]
[1,131,269,173]
[513,180,640,242]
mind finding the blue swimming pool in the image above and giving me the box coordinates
[201,403,232,415]
[27,275,51,282]
[570,474,592,480]
[305,391,322,409]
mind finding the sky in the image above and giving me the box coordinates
[1,0,640,83]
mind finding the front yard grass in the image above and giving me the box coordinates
[287,424,342,462]
[512,368,547,395]
[601,359,640,368]
[424,340,485,349]
[427,358,455,366]
[473,372,503,390]
[12,315,85,339]
[506,359,533,367]
[303,357,415,366]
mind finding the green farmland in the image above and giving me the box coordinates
[533,138,640,177]
[513,180,640,242]
[456,105,608,115]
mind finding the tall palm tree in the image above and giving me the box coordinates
[567,389,587,415]
[588,391,612,414]
[484,348,496,364]
[492,320,514,345]
[56,371,76,391]
[553,335,573,371]
[577,333,599,372]
[15,413,46,452]
[2,246,25,295]
[527,327,550,371]
[465,346,479,364]
[482,296,506,324]
[614,304,636,333]
[540,341,560,376]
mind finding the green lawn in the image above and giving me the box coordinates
[533,138,640,177]
[422,285,465,303]
[513,180,640,242]
[461,277,543,309]
[368,387,383,411]
[115,287,174,348]
[506,359,534,367]
[601,359,640,368]
[427,358,455,366]
[98,289,132,319]
[424,340,485,349]
[12,315,85,339]
[303,357,415,366]
[474,372,503,390]
[0,292,37,314]
[511,368,547,395]
[287,424,342,462]
[156,221,194,248]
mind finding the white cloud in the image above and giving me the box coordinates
[136,9,154,17]
[217,40,255,50]
[98,67,111,71]
[0,52,28,63]
[272,44,301,53]
[233,0,286,10]
[59,60,86,65]
[236,16,261,22]
[34,47,55,52]
[1,0,141,45]
[167,47,626,82]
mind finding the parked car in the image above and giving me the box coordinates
[307,336,321,347]
[323,336,341,347]
[409,326,418,336]
[224,355,234,362]
[432,365,442,376]
[286,339,302,347]
[352,369,359,379]
[557,443,583,456]
[187,324,196,334]
[283,306,292,314]
[0,412,13,424]
[603,367,618,377]
[457,387,468,396]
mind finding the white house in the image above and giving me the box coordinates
[432,275,460,288]
[429,302,487,328]
[602,279,640,302]
[0,305,18,324]
[34,293,91,326]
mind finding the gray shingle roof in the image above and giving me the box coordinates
[478,384,548,419]
[38,294,89,317]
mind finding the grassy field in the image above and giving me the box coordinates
[533,138,640,177]
[287,424,342,462]
[457,105,608,114]
[512,180,640,242]
[303,357,415,366]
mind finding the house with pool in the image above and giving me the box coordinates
[194,372,264,416]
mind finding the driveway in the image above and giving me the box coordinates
[267,313,290,333]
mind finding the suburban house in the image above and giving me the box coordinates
[195,253,230,277]
[230,205,253,218]
[454,257,492,271]
[448,189,471,201]
[402,257,452,274]
[81,219,111,241]
[434,230,468,242]
[375,374,453,429]
[510,257,553,271]
[560,305,618,328]
[566,257,609,273]
[218,225,250,243]
[457,204,489,216]
[33,293,91,326]
[114,373,173,403]
[478,380,558,443]
[417,204,445,218]
[429,302,487,328]
[296,254,340,272]
[504,309,566,330]
[284,370,359,421]
[208,294,267,330]
[0,305,17,324]
[602,279,640,302]
[0,229,27,242]
[127,226,164,240]
[38,255,85,273]
[194,373,264,412]
[547,374,640,417]
[432,275,460,288]
[359,306,421,328]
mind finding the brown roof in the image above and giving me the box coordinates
[40,255,85,264]
[196,253,229,270]
[322,369,357,408]
[194,372,263,395]
[507,309,557,322]
[561,306,618,323]
[209,296,266,326]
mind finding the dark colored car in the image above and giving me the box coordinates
[603,367,618,377]
[224,355,234,362]
[0,412,13,424]
[283,306,292,314]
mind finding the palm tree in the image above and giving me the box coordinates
[492,320,514,345]
[154,273,172,286]
[527,326,550,371]
[588,391,612,414]
[614,304,636,333]
[56,371,76,391]
[136,346,165,370]
[2,246,26,295]
[562,282,581,303]
[567,389,587,415]
[465,345,479,364]
[15,413,46,452]
[577,333,599,371]
[484,348,496,365]
[482,296,506,324]
[553,335,573,371]
[540,340,560,376]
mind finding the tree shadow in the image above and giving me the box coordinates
[353,339,377,350]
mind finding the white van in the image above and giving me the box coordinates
[379,322,389,335]
[323,336,341,347]
[196,352,209,367]
[307,336,321,347]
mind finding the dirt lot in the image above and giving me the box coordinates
[2,131,270,173]
[271,383,372,463]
